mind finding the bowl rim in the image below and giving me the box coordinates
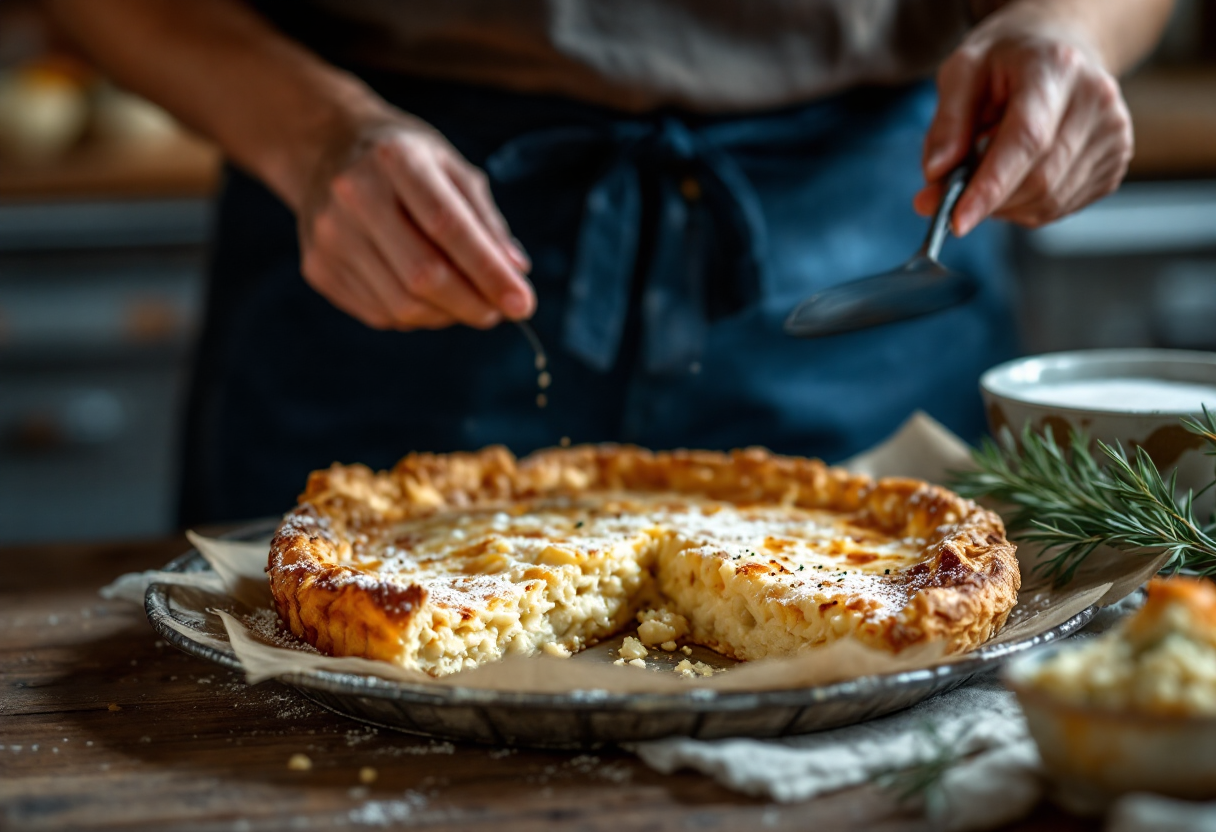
[1005,642,1216,726]
[981,348,1216,415]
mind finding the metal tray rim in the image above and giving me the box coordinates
[144,521,1098,714]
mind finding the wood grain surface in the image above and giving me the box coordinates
[0,536,1095,831]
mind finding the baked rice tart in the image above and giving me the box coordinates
[268,446,1020,676]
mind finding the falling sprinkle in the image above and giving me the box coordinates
[288,753,312,771]
[560,436,571,447]
[517,322,552,408]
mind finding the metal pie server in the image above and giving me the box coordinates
[783,158,979,339]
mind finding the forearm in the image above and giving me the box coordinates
[42,0,386,210]
[976,0,1175,75]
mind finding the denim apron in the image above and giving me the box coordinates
[178,76,1017,526]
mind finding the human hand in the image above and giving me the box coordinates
[914,6,1134,236]
[295,111,534,330]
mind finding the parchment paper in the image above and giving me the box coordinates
[132,411,1166,695]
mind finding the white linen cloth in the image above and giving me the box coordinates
[631,599,1145,832]
[1108,794,1216,832]
[632,674,1041,832]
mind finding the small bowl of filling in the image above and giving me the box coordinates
[1007,577,1216,814]
[981,348,1216,512]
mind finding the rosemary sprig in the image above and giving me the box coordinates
[951,407,1216,586]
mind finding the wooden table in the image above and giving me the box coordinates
[0,537,1095,831]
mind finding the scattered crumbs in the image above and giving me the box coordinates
[541,642,571,659]
[618,636,647,661]
[345,727,379,747]
[660,641,677,652]
[154,639,167,648]
[288,753,312,771]
[559,436,571,448]
[675,659,716,678]
[359,766,378,784]
[348,786,370,801]
[277,700,314,720]
[488,747,516,760]
[197,676,213,685]
[139,736,151,744]
[107,703,122,712]
[567,754,599,773]
[348,792,428,826]
[680,646,693,656]
[566,755,633,784]
[613,658,625,667]
[378,740,455,757]
[627,658,646,669]
[636,608,689,646]
[86,741,93,747]
[52,747,59,753]
[242,607,319,653]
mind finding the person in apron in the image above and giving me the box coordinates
[44,0,1173,525]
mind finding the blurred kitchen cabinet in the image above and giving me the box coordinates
[0,197,208,543]
[1013,181,1216,356]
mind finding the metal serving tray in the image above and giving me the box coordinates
[145,522,1096,749]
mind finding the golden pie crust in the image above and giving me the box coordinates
[268,445,1020,676]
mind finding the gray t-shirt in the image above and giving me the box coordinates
[293,0,992,112]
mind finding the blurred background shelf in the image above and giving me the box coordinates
[1124,68,1216,179]
[0,129,219,200]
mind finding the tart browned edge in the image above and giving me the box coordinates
[267,445,1021,668]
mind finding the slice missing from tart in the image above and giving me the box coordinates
[268,445,1019,677]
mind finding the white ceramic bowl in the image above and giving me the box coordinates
[980,349,1216,512]
[1007,646,1216,815]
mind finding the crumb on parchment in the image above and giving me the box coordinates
[541,642,571,658]
[636,608,689,646]
[675,659,716,678]
[618,636,648,661]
